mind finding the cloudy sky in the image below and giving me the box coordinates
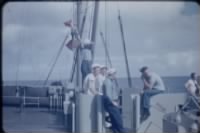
[2,1,200,81]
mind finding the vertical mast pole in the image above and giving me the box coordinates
[76,1,81,88]
[91,1,99,63]
[118,10,132,88]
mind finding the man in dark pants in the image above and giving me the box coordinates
[140,66,165,122]
[102,68,128,133]
[81,39,93,84]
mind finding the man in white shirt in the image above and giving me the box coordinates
[95,65,108,94]
[185,72,200,97]
[140,66,165,122]
[83,63,101,95]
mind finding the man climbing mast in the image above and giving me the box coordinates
[80,39,93,85]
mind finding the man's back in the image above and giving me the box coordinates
[149,72,165,91]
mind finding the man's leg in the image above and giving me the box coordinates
[102,96,127,133]
[141,89,163,121]
[81,60,87,84]
[86,60,92,74]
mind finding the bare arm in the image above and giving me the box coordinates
[142,77,154,89]
[185,82,196,96]
[88,80,98,95]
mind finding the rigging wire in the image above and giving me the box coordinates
[117,2,133,88]
[88,2,94,39]
[104,1,107,66]
[73,2,75,25]
[80,1,89,38]
[43,34,69,87]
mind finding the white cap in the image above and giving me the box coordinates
[83,38,93,45]
[107,68,117,75]
[92,63,101,69]
[100,65,107,69]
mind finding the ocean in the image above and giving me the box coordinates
[3,76,189,93]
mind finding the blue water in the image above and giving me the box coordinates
[3,76,189,93]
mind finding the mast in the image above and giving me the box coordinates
[91,1,99,63]
[118,10,132,88]
[75,1,81,88]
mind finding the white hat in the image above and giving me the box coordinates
[107,68,117,75]
[100,65,107,69]
[83,38,93,45]
[92,63,101,69]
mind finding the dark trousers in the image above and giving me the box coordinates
[102,96,127,133]
[140,89,163,116]
[185,93,200,110]
[81,60,92,83]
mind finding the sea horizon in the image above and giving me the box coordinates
[3,76,191,93]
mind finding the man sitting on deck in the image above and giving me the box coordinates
[139,66,165,122]
[102,68,128,133]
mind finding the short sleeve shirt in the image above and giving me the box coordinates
[185,79,197,94]
[95,74,106,93]
[149,73,165,91]
[83,73,95,95]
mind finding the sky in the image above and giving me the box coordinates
[2,1,200,81]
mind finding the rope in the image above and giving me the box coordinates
[104,1,107,66]
[80,1,89,38]
[43,34,69,87]
[88,2,94,39]
[73,3,75,25]
[117,7,132,88]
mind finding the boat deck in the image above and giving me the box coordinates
[3,106,67,133]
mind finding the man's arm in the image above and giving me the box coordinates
[88,80,98,95]
[141,77,154,89]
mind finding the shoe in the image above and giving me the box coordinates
[105,122,112,128]
[140,113,150,123]
[105,116,111,122]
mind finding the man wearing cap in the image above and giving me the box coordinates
[95,65,108,94]
[102,68,128,133]
[81,39,93,84]
[83,63,100,95]
[139,66,165,122]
